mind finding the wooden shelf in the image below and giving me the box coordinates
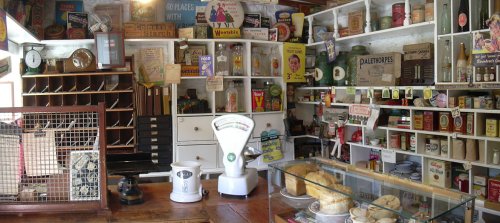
[22,90,133,96]
[22,71,134,78]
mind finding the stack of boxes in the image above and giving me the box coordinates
[137,116,173,171]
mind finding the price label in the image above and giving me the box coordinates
[405,87,413,99]
[423,87,432,100]
[451,107,461,118]
[382,87,390,99]
[368,87,374,99]
[382,149,396,163]
[452,132,458,139]
[463,162,472,171]
[346,87,356,95]
[331,86,336,95]
[392,88,400,99]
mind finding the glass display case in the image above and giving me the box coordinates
[268,158,475,223]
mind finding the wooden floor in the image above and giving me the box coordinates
[2,178,273,222]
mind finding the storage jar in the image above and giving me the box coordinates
[315,51,333,86]
[333,51,349,86]
[380,16,392,30]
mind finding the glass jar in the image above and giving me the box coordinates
[425,0,434,22]
[315,51,333,86]
[412,4,425,24]
[232,44,244,76]
[260,47,271,76]
[346,45,368,86]
[270,46,281,76]
[333,51,348,86]
[215,43,229,76]
[494,149,500,165]
[251,47,261,76]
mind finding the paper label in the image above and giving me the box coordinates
[423,87,432,100]
[405,87,413,99]
[206,76,223,91]
[382,149,396,163]
[392,88,400,99]
[451,107,461,118]
[164,64,181,84]
[346,87,356,95]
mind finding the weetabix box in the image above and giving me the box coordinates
[356,53,402,86]
[427,159,451,188]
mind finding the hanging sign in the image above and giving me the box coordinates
[348,104,371,118]
[165,0,207,28]
[283,43,306,83]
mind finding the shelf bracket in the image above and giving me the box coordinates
[364,0,372,33]
[307,17,314,44]
[333,9,340,38]
[404,0,411,26]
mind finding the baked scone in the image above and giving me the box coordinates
[368,195,401,220]
[284,163,318,196]
[318,184,354,215]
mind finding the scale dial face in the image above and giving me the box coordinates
[25,50,42,68]
[72,48,93,69]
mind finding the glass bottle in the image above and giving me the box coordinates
[215,43,229,76]
[476,67,483,82]
[480,0,489,29]
[264,81,273,111]
[260,48,271,76]
[457,0,469,32]
[251,47,261,76]
[490,66,496,81]
[346,45,368,86]
[456,43,467,82]
[493,149,500,165]
[271,46,281,76]
[441,3,451,34]
[442,40,452,82]
[225,81,238,112]
[484,66,490,82]
[466,53,473,84]
[232,44,244,76]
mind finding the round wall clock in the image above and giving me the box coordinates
[205,0,244,29]
[72,48,93,69]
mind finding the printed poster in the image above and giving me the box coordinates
[472,31,500,67]
[165,0,207,28]
[283,43,306,83]
[0,9,6,51]
[55,0,83,26]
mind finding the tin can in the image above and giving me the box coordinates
[426,138,441,156]
[474,97,481,109]
[410,134,417,151]
[448,96,456,108]
[486,97,494,109]
[425,2,434,22]
[401,133,408,150]
[412,4,425,23]
[392,2,405,27]
[380,16,392,30]
[390,133,401,149]
[441,139,448,157]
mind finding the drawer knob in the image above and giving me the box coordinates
[196,156,200,160]
[194,127,199,131]
[266,123,271,128]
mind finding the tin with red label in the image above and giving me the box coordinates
[439,112,452,132]
[454,113,467,134]
[423,111,437,131]
[392,2,405,27]
[390,133,401,149]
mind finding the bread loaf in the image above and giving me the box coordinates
[318,184,354,214]
[368,195,401,220]
[304,170,338,199]
[284,163,318,196]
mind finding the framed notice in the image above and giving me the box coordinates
[283,43,306,83]
[94,32,125,69]
[130,0,156,22]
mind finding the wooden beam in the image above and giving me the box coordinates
[278,0,323,6]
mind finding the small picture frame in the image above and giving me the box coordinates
[269,28,278,41]
[94,32,125,69]
[70,150,100,201]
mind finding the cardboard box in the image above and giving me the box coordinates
[348,10,364,36]
[466,113,474,135]
[427,159,451,188]
[252,90,265,112]
[474,175,488,186]
[488,177,500,202]
[356,52,402,86]
[454,114,466,134]
[474,185,487,200]
[403,42,434,60]
[486,119,498,137]
[413,111,423,130]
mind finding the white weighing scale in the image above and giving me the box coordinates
[212,114,259,197]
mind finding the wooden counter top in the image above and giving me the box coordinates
[2,178,271,222]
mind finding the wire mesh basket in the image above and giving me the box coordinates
[0,104,107,213]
